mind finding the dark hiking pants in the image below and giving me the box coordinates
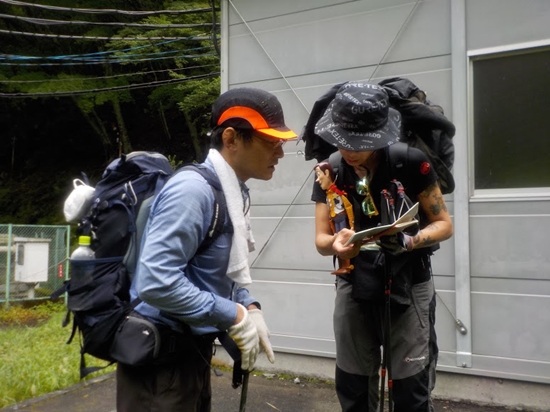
[116,334,215,412]
[333,277,438,412]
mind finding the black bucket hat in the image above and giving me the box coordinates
[314,82,401,151]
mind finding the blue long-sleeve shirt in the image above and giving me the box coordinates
[131,156,257,335]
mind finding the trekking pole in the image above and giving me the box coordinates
[385,256,394,412]
[379,254,393,412]
[217,333,250,412]
[379,189,395,412]
[239,371,250,412]
[379,346,386,412]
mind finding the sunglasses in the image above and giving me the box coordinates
[356,177,379,217]
[253,133,286,149]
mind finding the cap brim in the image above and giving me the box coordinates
[257,127,298,140]
[314,103,401,151]
[217,105,298,140]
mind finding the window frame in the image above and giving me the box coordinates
[468,40,550,202]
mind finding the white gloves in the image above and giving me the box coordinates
[248,309,275,364]
[227,305,276,371]
[228,304,260,371]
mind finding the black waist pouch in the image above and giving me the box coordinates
[349,249,386,305]
[349,249,420,310]
[110,311,191,366]
[110,311,161,366]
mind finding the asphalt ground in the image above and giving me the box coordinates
[1,369,527,412]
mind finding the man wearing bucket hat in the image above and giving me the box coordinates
[117,87,297,412]
[310,82,453,411]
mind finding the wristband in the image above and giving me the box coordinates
[404,234,414,252]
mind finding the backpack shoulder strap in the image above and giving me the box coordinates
[386,142,409,181]
[328,151,342,171]
[178,164,231,255]
[328,151,343,187]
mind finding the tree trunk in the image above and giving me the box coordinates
[112,96,131,155]
[182,109,202,161]
[158,102,172,140]
[72,98,113,160]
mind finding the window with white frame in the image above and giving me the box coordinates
[472,47,550,190]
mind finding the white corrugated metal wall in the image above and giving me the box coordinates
[217,0,550,408]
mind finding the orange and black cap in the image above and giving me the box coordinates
[211,88,297,140]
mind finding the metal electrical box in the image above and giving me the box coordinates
[14,239,50,283]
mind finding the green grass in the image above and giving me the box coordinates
[0,303,115,409]
[0,304,334,409]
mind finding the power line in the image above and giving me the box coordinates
[0,28,211,41]
[0,39,183,61]
[0,52,217,66]
[0,13,219,29]
[0,71,220,98]
[0,63,220,83]
[0,0,214,16]
[1,45,213,62]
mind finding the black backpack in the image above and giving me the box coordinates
[301,77,456,194]
[52,151,228,378]
[378,77,456,194]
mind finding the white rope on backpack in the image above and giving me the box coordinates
[124,181,138,205]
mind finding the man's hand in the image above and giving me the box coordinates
[248,309,275,364]
[228,304,260,371]
[376,232,413,255]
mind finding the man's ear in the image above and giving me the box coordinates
[221,127,239,150]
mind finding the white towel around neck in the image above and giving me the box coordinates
[208,149,255,286]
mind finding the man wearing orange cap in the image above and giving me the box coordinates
[116,88,297,412]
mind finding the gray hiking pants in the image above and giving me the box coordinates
[333,276,438,412]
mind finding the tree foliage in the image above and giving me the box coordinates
[0,0,221,224]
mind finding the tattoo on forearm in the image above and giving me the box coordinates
[420,235,436,247]
[425,223,439,232]
[421,183,448,215]
[412,224,439,248]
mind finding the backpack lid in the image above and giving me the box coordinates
[102,151,173,179]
